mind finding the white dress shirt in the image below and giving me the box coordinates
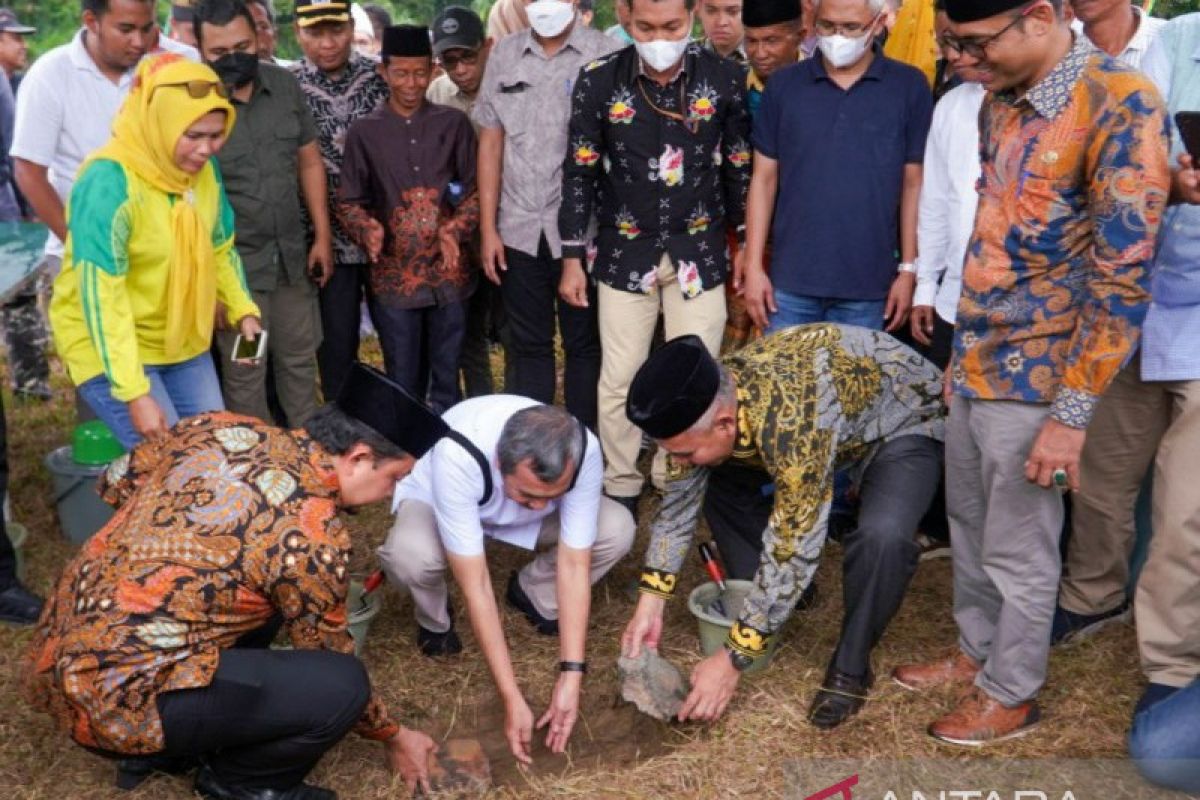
[393,395,604,557]
[914,81,985,325]
[1075,9,1167,70]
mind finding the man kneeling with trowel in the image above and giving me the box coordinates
[620,324,945,729]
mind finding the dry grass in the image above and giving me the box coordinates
[0,353,1145,799]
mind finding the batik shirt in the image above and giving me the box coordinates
[338,102,480,308]
[23,413,400,754]
[290,54,390,265]
[637,324,944,663]
[559,44,751,299]
[951,36,1170,428]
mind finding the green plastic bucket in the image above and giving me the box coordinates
[347,579,383,657]
[8,520,27,581]
[45,447,115,545]
[687,579,779,675]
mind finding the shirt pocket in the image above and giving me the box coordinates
[491,81,535,143]
[864,120,904,167]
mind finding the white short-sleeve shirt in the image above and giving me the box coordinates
[393,395,604,557]
[9,29,196,259]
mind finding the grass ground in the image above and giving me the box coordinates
[0,354,1148,799]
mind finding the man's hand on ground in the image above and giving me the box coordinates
[677,650,740,723]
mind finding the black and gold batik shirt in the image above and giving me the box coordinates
[638,323,945,663]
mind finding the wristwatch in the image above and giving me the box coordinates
[725,644,754,672]
[898,262,917,275]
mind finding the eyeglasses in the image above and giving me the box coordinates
[813,12,880,37]
[153,80,230,100]
[939,1,1039,60]
[437,50,480,70]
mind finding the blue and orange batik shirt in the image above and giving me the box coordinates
[951,36,1171,428]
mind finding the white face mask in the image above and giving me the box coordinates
[817,17,878,69]
[526,0,576,38]
[635,25,691,72]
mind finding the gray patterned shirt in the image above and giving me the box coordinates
[472,21,621,259]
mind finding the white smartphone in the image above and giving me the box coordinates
[231,331,268,363]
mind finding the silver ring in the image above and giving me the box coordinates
[1052,468,1068,488]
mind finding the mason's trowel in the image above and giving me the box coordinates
[698,542,729,618]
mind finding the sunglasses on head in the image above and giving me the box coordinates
[152,80,230,100]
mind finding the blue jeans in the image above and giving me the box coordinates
[1129,679,1200,793]
[766,291,886,335]
[78,352,225,450]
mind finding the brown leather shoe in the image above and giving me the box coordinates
[892,650,981,692]
[927,687,1041,746]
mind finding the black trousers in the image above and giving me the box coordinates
[368,296,467,414]
[702,436,941,678]
[499,236,600,429]
[317,262,370,399]
[155,621,370,792]
[0,391,14,588]
[906,314,955,543]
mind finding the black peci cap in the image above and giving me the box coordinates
[335,362,448,457]
[626,335,721,440]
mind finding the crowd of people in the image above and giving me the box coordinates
[0,0,1197,797]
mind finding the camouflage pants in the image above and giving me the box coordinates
[0,255,54,400]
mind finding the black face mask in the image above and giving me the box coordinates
[210,51,259,90]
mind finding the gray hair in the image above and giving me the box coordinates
[498,405,584,482]
[687,366,737,435]
[811,0,889,14]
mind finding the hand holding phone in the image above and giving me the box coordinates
[1176,112,1200,160]
[232,329,268,365]
[1172,113,1200,206]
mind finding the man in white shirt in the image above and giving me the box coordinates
[1071,0,1164,69]
[377,395,634,765]
[7,0,167,406]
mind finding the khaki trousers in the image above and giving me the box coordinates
[1061,358,1165,616]
[597,254,726,498]
[377,497,636,633]
[215,283,321,427]
[1134,378,1200,687]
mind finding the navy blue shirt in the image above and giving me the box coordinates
[754,50,932,301]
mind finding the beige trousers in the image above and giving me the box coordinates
[597,254,726,497]
[377,497,636,633]
[1061,358,1165,615]
[1134,377,1200,687]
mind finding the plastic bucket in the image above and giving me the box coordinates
[687,579,779,674]
[45,447,115,545]
[347,579,383,657]
[8,520,28,581]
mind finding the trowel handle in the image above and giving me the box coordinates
[362,569,385,596]
[698,542,727,591]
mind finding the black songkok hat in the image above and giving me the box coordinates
[626,335,721,440]
[382,24,433,58]
[336,362,447,457]
[742,0,800,29]
[944,0,1028,23]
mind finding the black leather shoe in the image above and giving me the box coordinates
[0,582,43,625]
[195,766,337,800]
[417,623,463,657]
[115,754,198,790]
[795,582,818,612]
[505,572,558,636]
[807,668,873,730]
[604,493,639,525]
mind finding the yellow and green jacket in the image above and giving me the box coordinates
[50,159,259,402]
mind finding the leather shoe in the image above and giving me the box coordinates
[505,572,558,635]
[195,766,336,800]
[807,667,873,730]
[604,493,639,525]
[0,581,44,625]
[927,687,1041,746]
[892,649,980,692]
[115,754,198,790]
[417,623,462,657]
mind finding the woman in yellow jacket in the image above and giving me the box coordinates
[51,54,261,449]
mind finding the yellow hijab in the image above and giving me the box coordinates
[87,54,237,358]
